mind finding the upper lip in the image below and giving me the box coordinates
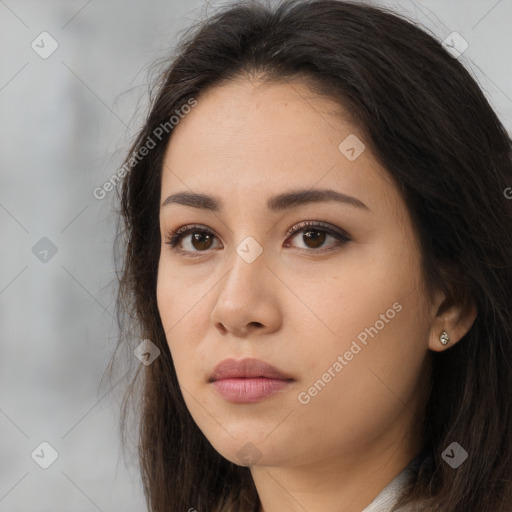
[209,358,294,382]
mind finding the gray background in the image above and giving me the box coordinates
[0,0,511,510]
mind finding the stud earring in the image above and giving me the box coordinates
[439,330,450,346]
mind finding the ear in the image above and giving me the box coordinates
[427,288,478,352]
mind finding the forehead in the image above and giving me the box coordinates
[160,78,396,215]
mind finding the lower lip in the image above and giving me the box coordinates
[212,377,291,403]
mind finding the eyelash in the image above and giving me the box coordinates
[163,221,351,257]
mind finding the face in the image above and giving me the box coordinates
[156,78,437,470]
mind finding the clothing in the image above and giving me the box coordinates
[362,452,428,512]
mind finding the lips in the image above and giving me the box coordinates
[209,358,294,403]
[209,357,293,382]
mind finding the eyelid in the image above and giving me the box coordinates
[284,220,350,241]
[163,223,221,254]
[163,220,351,255]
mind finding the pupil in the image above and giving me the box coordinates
[304,230,325,248]
[189,230,327,251]
[193,232,212,250]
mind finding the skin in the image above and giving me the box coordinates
[156,77,477,512]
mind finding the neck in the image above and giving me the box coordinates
[250,421,422,512]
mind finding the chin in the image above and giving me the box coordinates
[200,428,273,467]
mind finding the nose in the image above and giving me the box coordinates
[210,247,282,338]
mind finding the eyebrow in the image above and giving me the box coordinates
[161,188,370,212]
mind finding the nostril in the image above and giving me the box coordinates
[215,322,228,334]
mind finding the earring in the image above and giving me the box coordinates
[439,330,450,346]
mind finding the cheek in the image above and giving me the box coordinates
[156,256,203,331]
[292,248,421,351]
[156,261,187,359]
[292,241,430,401]
[156,260,212,377]
[288,294,429,463]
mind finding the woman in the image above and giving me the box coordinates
[111,0,512,510]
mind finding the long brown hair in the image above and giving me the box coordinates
[108,1,512,510]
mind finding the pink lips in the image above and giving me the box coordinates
[209,358,294,403]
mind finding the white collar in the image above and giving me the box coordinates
[362,453,426,512]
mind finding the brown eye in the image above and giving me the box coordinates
[189,231,214,250]
[286,221,350,252]
[164,221,350,257]
[301,229,327,249]
[164,225,221,254]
